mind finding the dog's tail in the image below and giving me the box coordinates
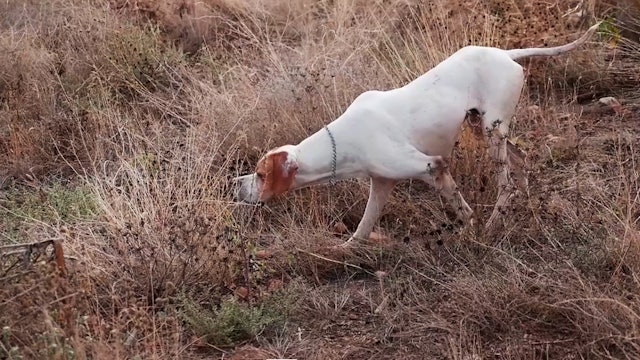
[507,21,602,61]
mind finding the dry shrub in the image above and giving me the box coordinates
[110,0,311,57]
[0,26,59,176]
[1,261,187,358]
[0,0,191,179]
[2,0,640,359]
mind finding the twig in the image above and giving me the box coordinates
[0,239,57,251]
[47,292,79,306]
[0,239,67,276]
[204,341,230,355]
[294,247,376,276]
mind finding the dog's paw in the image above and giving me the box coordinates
[485,210,502,230]
[333,237,355,248]
[464,212,475,227]
[452,195,474,225]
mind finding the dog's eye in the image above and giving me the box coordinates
[256,172,265,180]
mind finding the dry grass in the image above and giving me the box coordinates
[1,0,640,359]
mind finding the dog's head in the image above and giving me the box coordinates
[233,145,299,204]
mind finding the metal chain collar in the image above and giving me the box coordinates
[324,125,337,186]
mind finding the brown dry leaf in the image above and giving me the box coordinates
[235,286,249,299]
[267,279,284,293]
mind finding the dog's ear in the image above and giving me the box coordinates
[260,151,298,197]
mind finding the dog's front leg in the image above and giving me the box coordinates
[343,177,396,245]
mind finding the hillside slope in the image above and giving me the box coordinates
[1,0,640,359]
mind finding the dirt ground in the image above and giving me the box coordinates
[2,0,640,359]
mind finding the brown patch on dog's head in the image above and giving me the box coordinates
[255,151,298,201]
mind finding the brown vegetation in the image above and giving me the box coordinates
[1,0,640,359]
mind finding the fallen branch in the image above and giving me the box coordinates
[295,247,376,276]
[0,239,67,276]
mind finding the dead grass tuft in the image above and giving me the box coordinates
[2,0,640,358]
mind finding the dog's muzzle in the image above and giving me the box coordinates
[233,174,262,204]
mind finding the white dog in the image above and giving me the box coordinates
[234,22,601,244]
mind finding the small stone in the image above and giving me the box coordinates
[368,231,391,244]
[255,250,272,259]
[332,221,348,234]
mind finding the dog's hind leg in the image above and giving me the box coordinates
[483,118,513,229]
[372,147,473,227]
[481,81,525,229]
[346,147,473,245]
[423,159,475,226]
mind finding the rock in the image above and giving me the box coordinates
[332,221,349,235]
[375,270,388,279]
[599,96,623,115]
[368,231,392,245]
[255,249,272,259]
